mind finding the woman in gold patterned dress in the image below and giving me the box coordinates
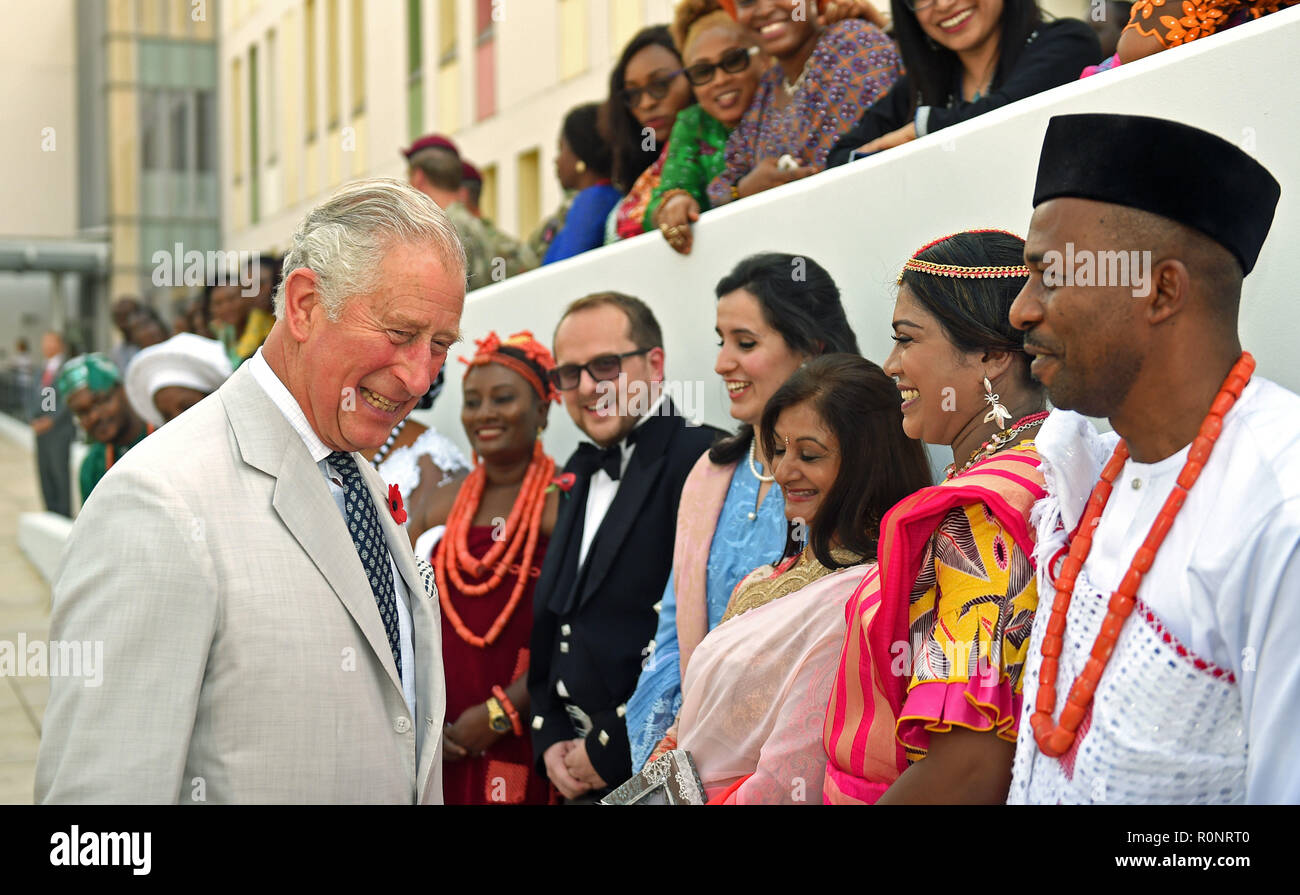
[639,354,931,803]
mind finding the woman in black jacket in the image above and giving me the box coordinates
[827,0,1100,167]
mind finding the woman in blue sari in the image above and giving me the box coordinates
[625,252,861,769]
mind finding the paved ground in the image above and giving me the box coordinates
[0,431,51,804]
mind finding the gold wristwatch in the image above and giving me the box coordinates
[485,696,511,733]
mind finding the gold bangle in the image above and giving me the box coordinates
[730,182,741,201]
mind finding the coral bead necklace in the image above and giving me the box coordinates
[1030,352,1255,757]
[434,440,554,648]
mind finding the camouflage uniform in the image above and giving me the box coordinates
[442,201,497,292]
[480,216,538,279]
[527,193,575,265]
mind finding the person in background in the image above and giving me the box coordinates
[625,252,860,771]
[707,0,900,206]
[30,331,74,517]
[529,293,723,801]
[460,161,538,277]
[209,282,252,369]
[124,332,233,427]
[56,353,151,503]
[1116,0,1295,63]
[642,354,931,803]
[602,25,694,243]
[649,0,765,255]
[376,365,471,544]
[405,133,498,290]
[407,332,561,804]
[542,104,622,265]
[827,0,1099,165]
[109,296,142,373]
[824,229,1047,804]
[187,290,213,339]
[127,306,170,351]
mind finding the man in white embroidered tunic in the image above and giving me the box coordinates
[1006,113,1299,804]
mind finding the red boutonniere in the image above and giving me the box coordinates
[387,484,408,524]
[547,472,576,496]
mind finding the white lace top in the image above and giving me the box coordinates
[376,425,470,503]
[1007,380,1300,804]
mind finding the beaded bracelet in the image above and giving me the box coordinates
[492,685,524,737]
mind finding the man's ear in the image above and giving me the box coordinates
[1146,258,1191,326]
[281,268,322,343]
[648,346,666,383]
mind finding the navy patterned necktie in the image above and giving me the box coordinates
[327,451,402,679]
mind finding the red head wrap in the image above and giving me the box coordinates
[459,330,559,403]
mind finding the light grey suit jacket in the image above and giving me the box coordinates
[35,365,446,803]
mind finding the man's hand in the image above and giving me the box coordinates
[656,193,701,255]
[856,121,917,156]
[543,739,592,800]
[563,737,608,791]
[737,157,816,200]
[31,416,54,436]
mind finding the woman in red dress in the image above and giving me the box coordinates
[407,331,562,804]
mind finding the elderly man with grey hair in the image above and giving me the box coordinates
[36,179,466,804]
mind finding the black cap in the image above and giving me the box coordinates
[1033,113,1280,274]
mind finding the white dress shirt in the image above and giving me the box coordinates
[577,393,667,567]
[247,348,417,719]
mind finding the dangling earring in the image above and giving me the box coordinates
[536,425,544,439]
[983,377,1011,429]
[575,160,587,174]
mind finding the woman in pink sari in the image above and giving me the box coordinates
[663,354,931,802]
[823,229,1049,804]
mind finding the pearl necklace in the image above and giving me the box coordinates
[747,440,774,521]
[370,418,407,468]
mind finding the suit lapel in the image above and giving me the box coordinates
[540,457,590,616]
[221,366,405,698]
[577,404,680,607]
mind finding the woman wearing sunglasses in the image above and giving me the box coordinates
[648,1,765,255]
[705,0,901,208]
[602,25,697,244]
[826,0,1099,166]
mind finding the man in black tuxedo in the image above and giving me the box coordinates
[529,292,721,800]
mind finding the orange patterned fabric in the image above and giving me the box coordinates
[1124,0,1298,47]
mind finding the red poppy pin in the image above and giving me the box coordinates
[388,484,408,524]
[548,472,576,495]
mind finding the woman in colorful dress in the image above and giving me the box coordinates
[649,1,764,255]
[641,354,931,803]
[706,0,900,207]
[407,331,562,804]
[1117,0,1297,62]
[624,252,860,772]
[823,229,1049,804]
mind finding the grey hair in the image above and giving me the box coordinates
[273,177,466,320]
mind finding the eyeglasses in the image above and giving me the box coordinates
[683,45,759,87]
[904,0,937,11]
[548,348,651,391]
[621,70,685,109]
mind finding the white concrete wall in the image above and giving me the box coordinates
[412,8,1300,465]
[0,0,79,239]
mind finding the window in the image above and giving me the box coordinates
[610,0,642,53]
[350,0,365,114]
[196,90,215,172]
[327,0,340,128]
[306,0,319,140]
[266,28,278,164]
[475,0,496,121]
[558,0,588,80]
[408,0,424,138]
[517,148,541,238]
[249,45,260,223]
[169,92,189,172]
[438,0,456,64]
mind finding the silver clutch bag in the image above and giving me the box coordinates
[599,749,706,805]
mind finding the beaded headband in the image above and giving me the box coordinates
[897,229,1030,284]
[460,330,559,403]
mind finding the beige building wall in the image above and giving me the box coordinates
[0,0,79,238]
[221,0,1099,256]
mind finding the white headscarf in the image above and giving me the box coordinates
[125,332,233,427]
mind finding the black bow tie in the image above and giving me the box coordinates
[573,430,637,481]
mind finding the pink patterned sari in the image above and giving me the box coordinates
[822,447,1045,804]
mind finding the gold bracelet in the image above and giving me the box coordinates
[654,189,694,227]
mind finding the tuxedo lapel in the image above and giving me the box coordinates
[576,404,679,608]
[222,367,405,698]
[541,458,590,616]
